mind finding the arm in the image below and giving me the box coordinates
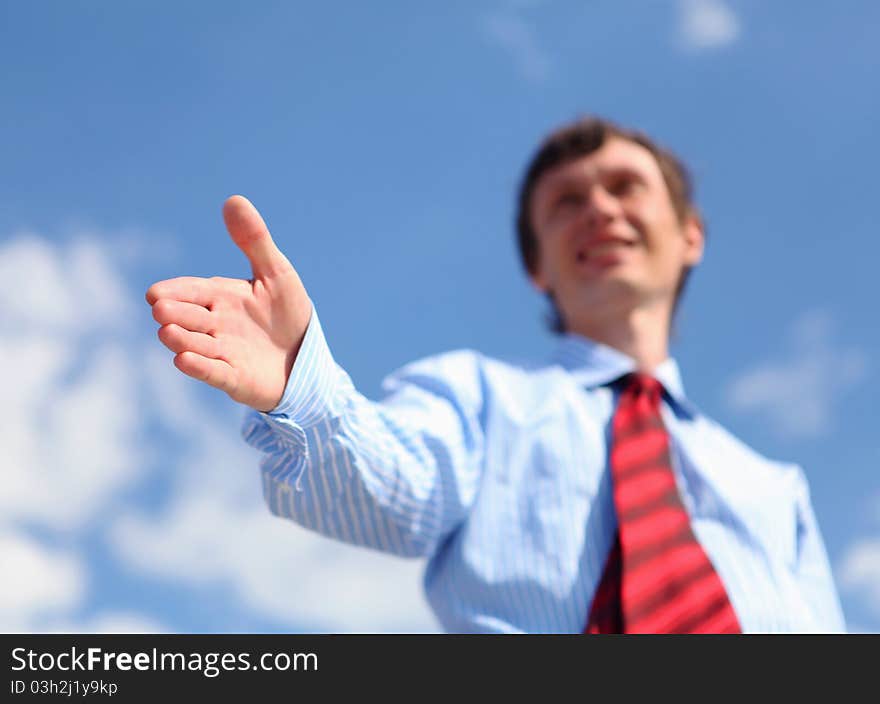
[243,306,485,558]
[146,195,484,559]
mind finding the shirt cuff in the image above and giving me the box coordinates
[262,302,342,427]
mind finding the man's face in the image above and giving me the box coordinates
[528,137,704,326]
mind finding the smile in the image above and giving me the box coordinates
[576,240,635,262]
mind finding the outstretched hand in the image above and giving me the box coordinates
[146,196,312,412]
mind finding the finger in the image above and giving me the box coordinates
[222,195,293,279]
[146,277,215,307]
[157,324,220,359]
[151,299,215,335]
[174,351,236,395]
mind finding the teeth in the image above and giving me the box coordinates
[584,242,629,257]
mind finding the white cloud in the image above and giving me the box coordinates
[842,623,880,634]
[0,229,438,633]
[0,243,143,532]
[724,309,868,438]
[0,533,86,631]
[113,499,435,633]
[835,490,880,620]
[0,234,133,334]
[2,342,141,530]
[112,352,438,632]
[677,0,741,51]
[42,612,168,634]
[838,537,880,618]
[483,11,551,82]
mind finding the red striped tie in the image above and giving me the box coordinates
[585,373,741,634]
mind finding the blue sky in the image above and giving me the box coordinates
[2,0,878,632]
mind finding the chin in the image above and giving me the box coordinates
[563,277,643,312]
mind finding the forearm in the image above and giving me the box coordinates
[242,306,484,557]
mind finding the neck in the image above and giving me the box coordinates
[565,300,672,371]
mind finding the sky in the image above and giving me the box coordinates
[1,0,879,633]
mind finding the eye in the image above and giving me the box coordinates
[607,177,633,196]
[606,174,642,197]
[553,191,583,210]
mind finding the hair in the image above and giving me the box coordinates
[515,116,702,334]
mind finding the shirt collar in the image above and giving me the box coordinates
[551,332,697,417]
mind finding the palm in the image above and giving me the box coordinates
[147,196,312,412]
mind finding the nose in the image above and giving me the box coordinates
[583,184,620,226]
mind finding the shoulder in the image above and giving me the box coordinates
[380,348,570,413]
[685,407,806,493]
[680,411,817,572]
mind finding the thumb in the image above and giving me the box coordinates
[222,195,292,278]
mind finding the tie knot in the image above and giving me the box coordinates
[622,372,663,398]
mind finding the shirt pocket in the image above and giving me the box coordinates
[673,425,799,572]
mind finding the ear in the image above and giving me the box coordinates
[526,245,549,292]
[681,212,705,267]
[529,268,549,293]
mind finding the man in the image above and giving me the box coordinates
[146,117,845,633]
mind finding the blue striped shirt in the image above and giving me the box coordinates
[242,305,846,633]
